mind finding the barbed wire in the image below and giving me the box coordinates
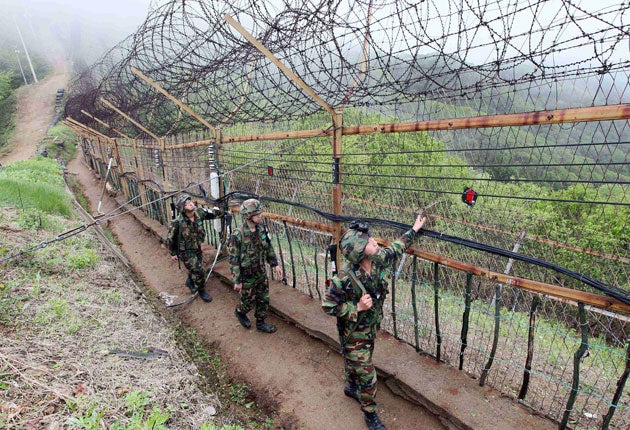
[59,0,628,309]
[51,4,630,426]
[64,0,629,134]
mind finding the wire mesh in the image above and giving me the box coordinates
[66,1,629,428]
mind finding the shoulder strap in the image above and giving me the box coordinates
[260,222,273,247]
[232,225,244,265]
[341,268,368,297]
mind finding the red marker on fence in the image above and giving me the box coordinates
[462,187,478,207]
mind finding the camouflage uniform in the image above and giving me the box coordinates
[322,226,418,414]
[167,197,222,293]
[228,217,279,321]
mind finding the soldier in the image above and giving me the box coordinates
[228,198,283,333]
[167,194,223,302]
[322,214,426,430]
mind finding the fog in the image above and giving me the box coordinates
[0,0,625,80]
[0,0,154,66]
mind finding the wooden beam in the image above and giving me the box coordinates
[66,117,111,140]
[62,119,94,137]
[406,247,630,314]
[81,110,133,140]
[237,210,630,314]
[220,103,630,143]
[344,103,630,134]
[62,120,89,137]
[99,98,163,143]
[130,66,218,137]
[225,14,335,117]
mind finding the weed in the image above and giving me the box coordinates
[124,390,151,415]
[254,417,275,429]
[65,174,90,211]
[41,124,77,165]
[109,392,173,430]
[52,298,68,317]
[124,406,169,429]
[143,407,170,428]
[64,399,77,412]
[0,364,13,390]
[229,383,249,404]
[67,248,99,269]
[178,328,212,362]
[200,424,246,430]
[103,228,119,245]
[104,289,122,304]
[66,404,105,429]
[33,296,83,335]
[0,278,30,324]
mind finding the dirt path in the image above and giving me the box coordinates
[66,157,446,430]
[0,57,70,165]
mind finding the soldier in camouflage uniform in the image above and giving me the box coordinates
[322,214,426,430]
[228,198,283,333]
[167,195,223,302]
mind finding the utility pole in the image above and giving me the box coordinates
[14,49,28,86]
[14,16,38,83]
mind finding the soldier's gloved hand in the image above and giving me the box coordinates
[201,207,223,219]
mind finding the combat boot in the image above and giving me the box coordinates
[363,411,386,430]
[256,319,277,333]
[198,288,213,302]
[343,381,360,403]
[185,276,195,293]
[234,309,251,329]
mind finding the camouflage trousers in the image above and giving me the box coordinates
[181,250,207,291]
[343,325,378,413]
[236,269,270,320]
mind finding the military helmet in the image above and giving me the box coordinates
[339,226,370,265]
[176,194,191,211]
[240,198,262,219]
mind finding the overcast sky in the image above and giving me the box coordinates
[4,0,153,20]
[1,0,626,71]
[0,0,154,64]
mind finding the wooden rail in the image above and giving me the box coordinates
[242,210,630,314]
[103,104,630,149]
[220,104,630,143]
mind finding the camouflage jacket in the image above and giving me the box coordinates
[322,229,417,329]
[228,224,278,284]
[167,208,220,256]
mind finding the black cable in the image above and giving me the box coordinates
[337,181,630,206]
[228,164,629,186]
[223,190,629,304]
[223,140,630,158]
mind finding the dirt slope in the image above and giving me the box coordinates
[0,58,70,165]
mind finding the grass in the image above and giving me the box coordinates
[39,124,77,165]
[0,157,72,215]
[0,92,16,157]
[0,158,280,429]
